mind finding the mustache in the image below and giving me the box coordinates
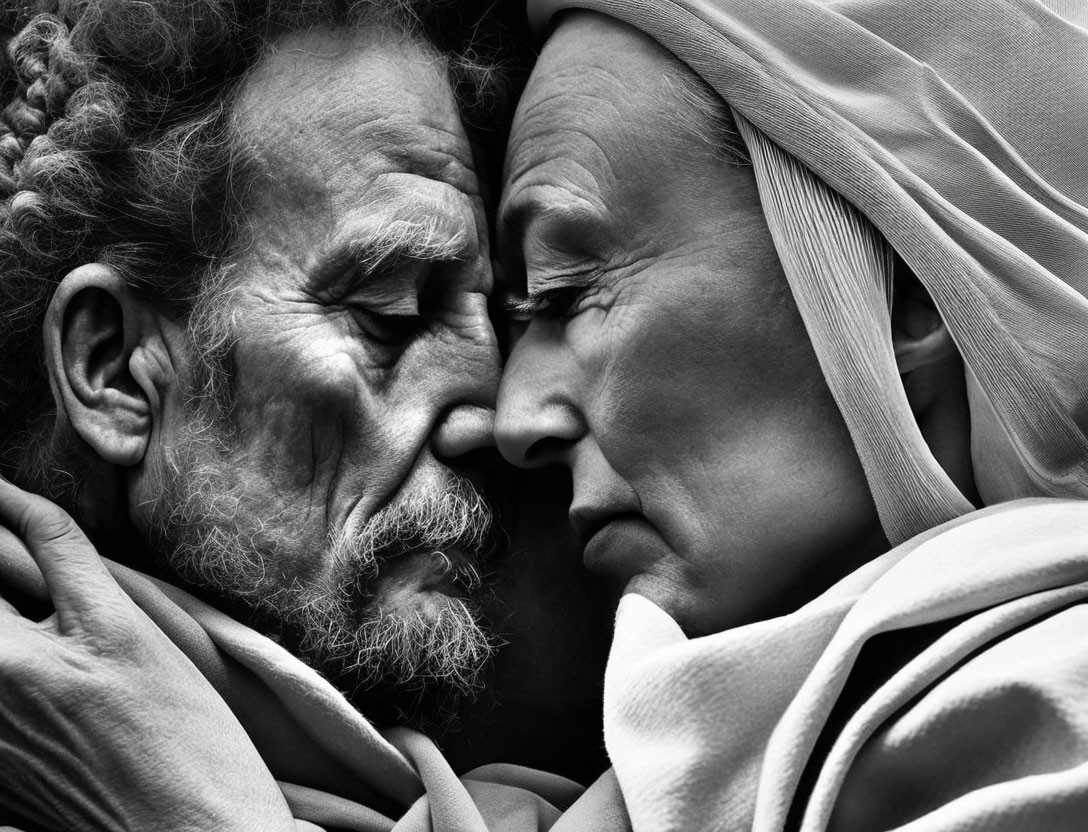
[332,472,499,589]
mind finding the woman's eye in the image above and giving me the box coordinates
[504,284,590,322]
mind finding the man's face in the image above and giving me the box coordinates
[138,26,501,716]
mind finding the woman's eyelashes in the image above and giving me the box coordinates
[504,274,603,322]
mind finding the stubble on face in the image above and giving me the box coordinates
[144,394,500,729]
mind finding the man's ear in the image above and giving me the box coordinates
[891,267,956,377]
[44,264,177,467]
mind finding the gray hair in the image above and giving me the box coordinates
[664,68,750,166]
[0,0,519,521]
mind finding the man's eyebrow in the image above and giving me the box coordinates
[321,216,469,279]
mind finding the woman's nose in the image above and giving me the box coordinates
[495,334,584,468]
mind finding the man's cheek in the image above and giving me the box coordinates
[397,328,501,406]
[232,354,364,492]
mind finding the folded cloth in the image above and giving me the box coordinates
[604,499,1088,831]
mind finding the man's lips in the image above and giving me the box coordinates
[374,548,476,597]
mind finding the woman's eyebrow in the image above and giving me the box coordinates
[500,195,602,255]
[498,197,536,254]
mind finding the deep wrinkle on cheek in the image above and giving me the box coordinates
[236,394,331,497]
[242,365,373,545]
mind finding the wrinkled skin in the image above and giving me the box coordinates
[0,480,299,832]
[495,12,887,636]
[0,24,503,830]
[129,25,501,617]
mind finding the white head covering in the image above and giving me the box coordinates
[529,0,1088,545]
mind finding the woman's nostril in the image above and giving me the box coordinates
[525,435,572,464]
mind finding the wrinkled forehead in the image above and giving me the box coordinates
[234,25,476,198]
[502,12,701,218]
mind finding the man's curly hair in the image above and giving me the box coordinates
[0,0,520,520]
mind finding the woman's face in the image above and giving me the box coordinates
[495,12,887,635]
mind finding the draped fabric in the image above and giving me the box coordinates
[603,499,1088,831]
[530,0,1088,546]
[735,116,973,544]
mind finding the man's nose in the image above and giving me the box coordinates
[432,403,496,459]
[495,330,584,468]
[429,280,503,463]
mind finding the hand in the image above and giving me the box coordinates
[0,479,298,831]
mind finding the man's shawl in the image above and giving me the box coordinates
[0,537,630,831]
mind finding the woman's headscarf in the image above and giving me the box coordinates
[527,0,1088,546]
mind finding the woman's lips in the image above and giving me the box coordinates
[580,513,663,576]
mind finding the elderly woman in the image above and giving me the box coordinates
[496,0,1088,829]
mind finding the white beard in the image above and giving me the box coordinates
[143,416,499,726]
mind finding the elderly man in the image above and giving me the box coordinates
[0,1,615,829]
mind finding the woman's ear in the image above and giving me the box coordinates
[891,267,956,376]
[43,264,177,467]
[889,262,977,502]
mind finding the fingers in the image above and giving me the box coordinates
[0,478,118,630]
[0,526,47,607]
[0,523,40,630]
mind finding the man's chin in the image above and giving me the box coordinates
[263,551,493,731]
[329,587,498,734]
[145,435,500,732]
